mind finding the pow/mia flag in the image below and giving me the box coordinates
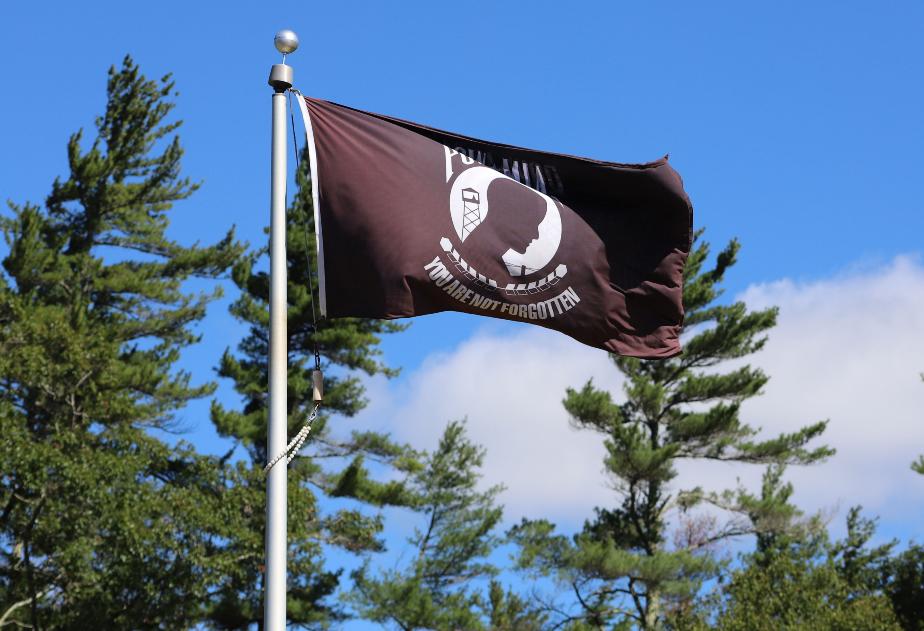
[296,96,692,358]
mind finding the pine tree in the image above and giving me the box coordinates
[349,420,543,630]
[709,506,901,631]
[483,580,549,631]
[883,543,924,631]
[912,457,924,475]
[207,144,423,627]
[0,57,245,628]
[664,471,906,631]
[509,233,833,630]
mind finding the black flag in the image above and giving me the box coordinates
[297,96,692,358]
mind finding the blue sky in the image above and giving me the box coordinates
[3,1,924,626]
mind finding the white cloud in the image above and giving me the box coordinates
[354,256,924,533]
[355,326,622,525]
[731,255,924,522]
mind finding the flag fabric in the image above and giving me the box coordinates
[296,95,692,358]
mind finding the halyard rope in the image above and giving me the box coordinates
[287,89,322,372]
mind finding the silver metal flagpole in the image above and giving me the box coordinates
[265,28,298,631]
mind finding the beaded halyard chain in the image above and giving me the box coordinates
[263,402,320,474]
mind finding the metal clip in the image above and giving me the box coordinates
[311,369,323,403]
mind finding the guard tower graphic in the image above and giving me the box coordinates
[460,187,481,240]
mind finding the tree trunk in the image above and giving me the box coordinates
[644,589,661,630]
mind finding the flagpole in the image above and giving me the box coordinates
[265,29,298,631]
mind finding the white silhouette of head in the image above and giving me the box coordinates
[449,166,562,277]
